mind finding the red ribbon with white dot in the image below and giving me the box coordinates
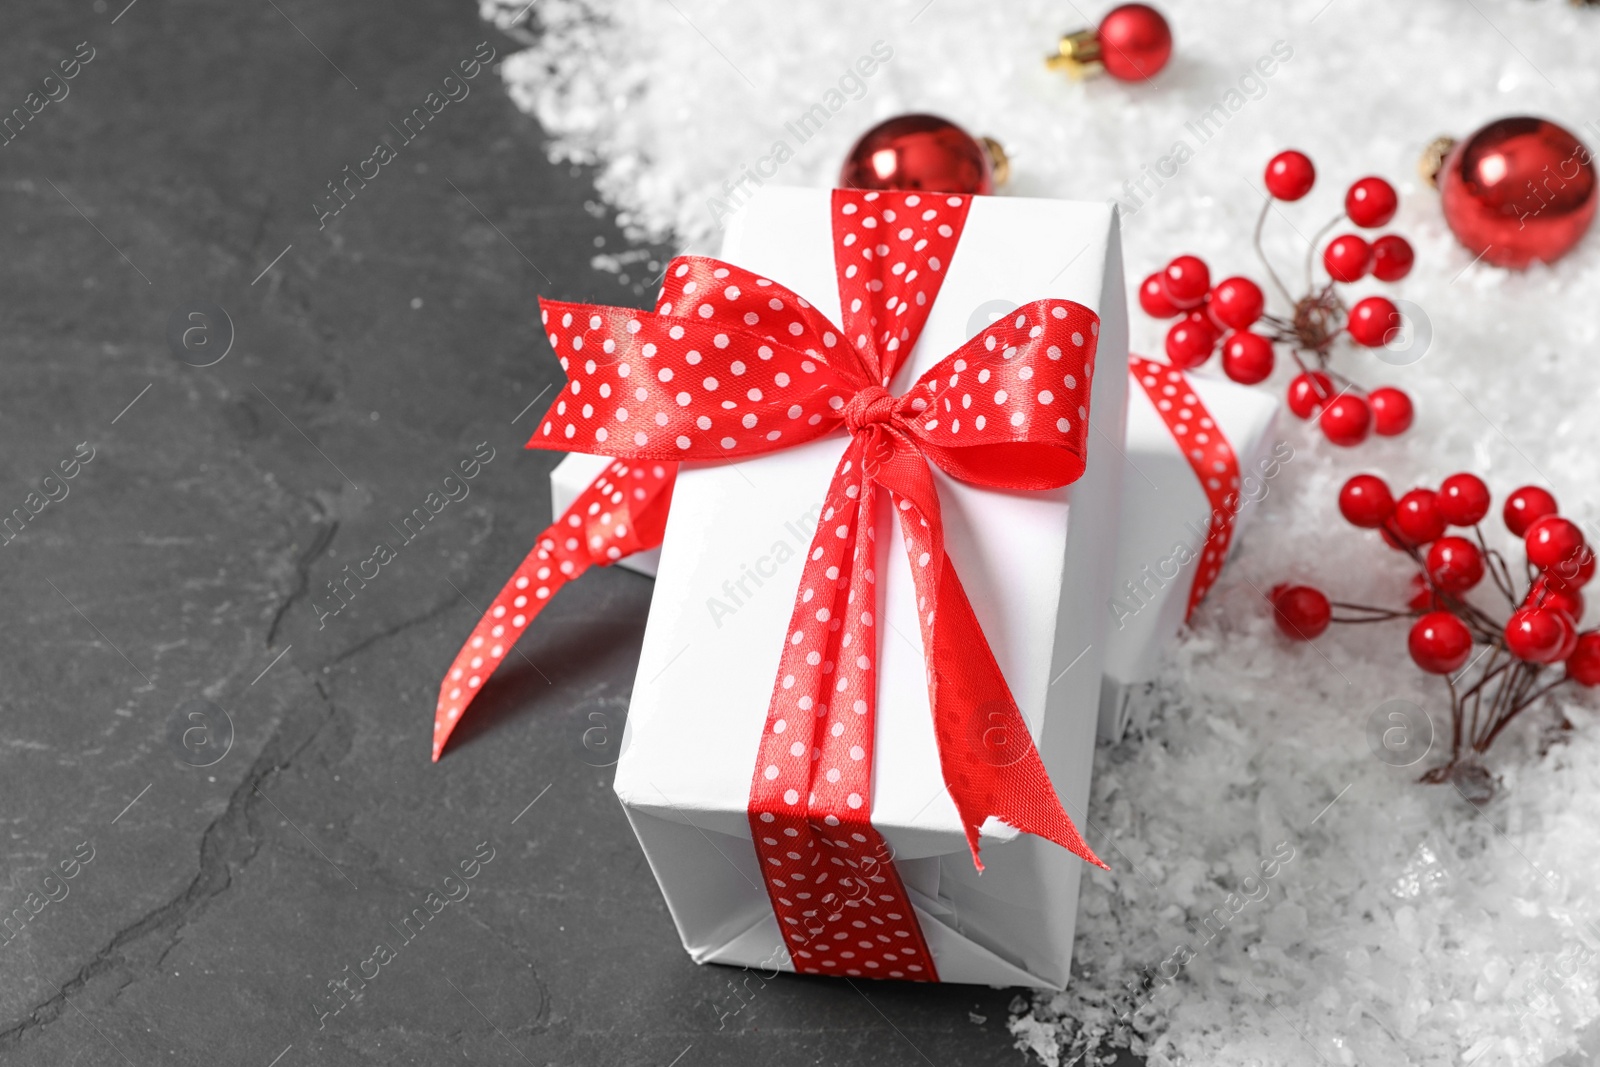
[436,189,1107,981]
[1129,356,1241,619]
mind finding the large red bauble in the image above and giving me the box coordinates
[1409,611,1473,674]
[1568,631,1600,686]
[1437,116,1598,269]
[839,114,994,195]
[1097,4,1173,82]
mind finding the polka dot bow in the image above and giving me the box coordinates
[436,189,1107,982]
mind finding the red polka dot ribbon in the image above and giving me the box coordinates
[436,189,1108,981]
[1129,356,1241,619]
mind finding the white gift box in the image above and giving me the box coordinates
[600,186,1128,990]
[1097,365,1281,741]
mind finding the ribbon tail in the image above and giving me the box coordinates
[924,558,1107,872]
[433,460,675,760]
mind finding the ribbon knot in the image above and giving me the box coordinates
[842,384,897,434]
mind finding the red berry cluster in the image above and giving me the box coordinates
[1138,149,1418,449]
[1271,474,1599,789]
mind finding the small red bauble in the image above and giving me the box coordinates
[1165,311,1218,368]
[1370,235,1415,281]
[1286,371,1334,419]
[1394,488,1446,546]
[839,114,996,195]
[1220,331,1274,384]
[1139,272,1180,318]
[1567,631,1600,686]
[1505,608,1569,664]
[1435,116,1597,269]
[1265,150,1316,201]
[1409,611,1473,674]
[1528,577,1584,625]
[1503,485,1559,537]
[1271,583,1331,640]
[1346,176,1399,228]
[1338,473,1394,528]
[1320,393,1371,447]
[1323,235,1371,283]
[1437,472,1491,527]
[1347,296,1400,347]
[1161,255,1210,308]
[1208,276,1264,330]
[1524,515,1586,571]
[1096,4,1173,81]
[1426,536,1485,593]
[1368,386,1414,436]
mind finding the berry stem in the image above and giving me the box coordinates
[1472,524,1520,607]
[1303,213,1344,291]
[1251,195,1299,309]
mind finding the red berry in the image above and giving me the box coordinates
[1503,485,1559,538]
[1557,617,1581,662]
[1546,547,1597,592]
[1370,234,1415,281]
[1505,608,1569,664]
[1525,516,1587,571]
[1271,583,1331,640]
[1345,176,1399,228]
[1407,573,1442,612]
[1368,386,1414,436]
[1286,371,1335,419]
[1347,296,1401,347]
[1425,536,1484,593]
[1165,311,1218,369]
[1161,255,1211,308]
[1567,631,1600,686]
[1408,611,1473,674]
[1220,331,1275,384]
[1323,235,1371,283]
[1208,277,1265,330]
[1527,577,1584,625]
[1320,393,1371,447]
[1393,488,1446,546]
[1264,150,1316,201]
[1338,473,1394,528]
[1437,473,1491,527]
[1139,271,1181,318]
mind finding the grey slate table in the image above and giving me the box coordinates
[0,1,1145,1064]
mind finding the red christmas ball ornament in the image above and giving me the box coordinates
[1427,117,1598,269]
[1368,386,1414,436]
[1503,485,1559,538]
[1437,472,1491,527]
[1370,235,1415,281]
[1208,276,1264,330]
[1567,631,1600,686]
[1049,4,1173,83]
[1525,516,1587,572]
[1426,536,1485,593]
[1265,150,1316,201]
[1323,234,1371,283]
[1320,393,1371,447]
[1139,271,1181,318]
[1165,310,1218,368]
[1339,473,1395,528]
[1346,176,1399,228]
[838,114,1004,196]
[1505,608,1569,664]
[1286,370,1334,419]
[1394,488,1446,546]
[1161,255,1210,308]
[1220,331,1274,384]
[1409,611,1473,674]
[1271,583,1331,640]
[1347,296,1401,347]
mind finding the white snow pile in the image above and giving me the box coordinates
[480,0,1600,1062]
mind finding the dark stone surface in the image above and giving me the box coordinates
[0,2,1113,1064]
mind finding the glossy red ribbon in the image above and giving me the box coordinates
[1129,356,1240,619]
[436,189,1106,981]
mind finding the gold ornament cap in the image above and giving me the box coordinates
[981,136,1010,187]
[1419,135,1458,189]
[1045,29,1103,79]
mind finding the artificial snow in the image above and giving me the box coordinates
[478,0,1600,1062]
